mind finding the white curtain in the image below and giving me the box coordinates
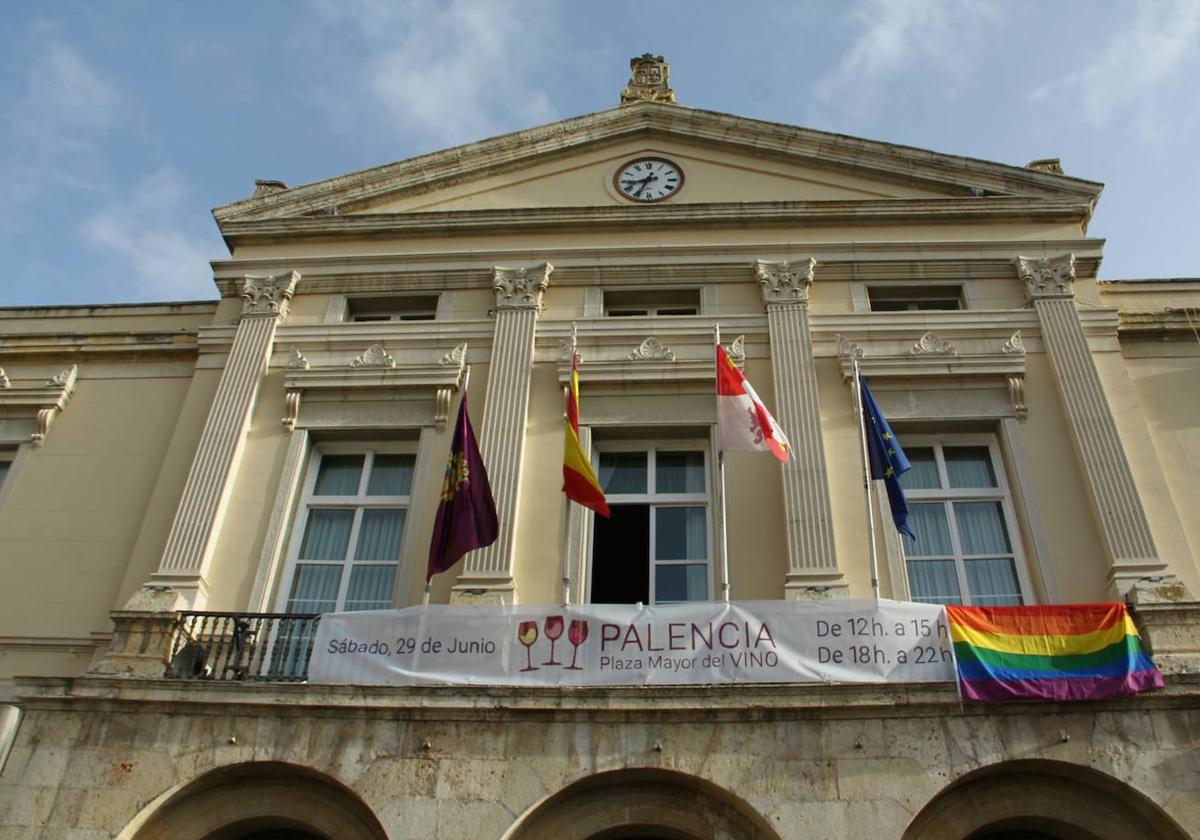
[954,502,1010,554]
[656,506,706,560]
[299,509,353,560]
[286,564,341,613]
[907,504,952,557]
[314,455,363,495]
[945,447,996,488]
[907,560,962,604]
[899,448,939,490]
[367,455,414,496]
[598,452,647,494]
[654,563,708,602]
[344,565,398,611]
[354,509,406,561]
[656,451,704,493]
[966,559,1022,606]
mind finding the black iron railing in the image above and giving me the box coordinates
[166,612,322,681]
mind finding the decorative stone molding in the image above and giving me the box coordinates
[1007,375,1027,420]
[434,387,453,432]
[909,332,958,356]
[1002,331,1026,355]
[619,53,676,104]
[757,258,816,306]
[149,273,299,607]
[628,337,676,362]
[350,345,396,369]
[286,348,310,370]
[493,263,552,310]
[1016,255,1164,591]
[252,179,288,197]
[440,342,468,368]
[1025,158,1064,175]
[1129,577,1200,675]
[1016,254,1075,301]
[240,271,299,318]
[836,334,865,362]
[0,364,78,446]
[282,390,301,432]
[726,335,745,369]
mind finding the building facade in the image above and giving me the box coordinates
[1,57,1199,839]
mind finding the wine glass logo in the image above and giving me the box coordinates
[565,619,588,671]
[543,615,564,666]
[517,621,539,672]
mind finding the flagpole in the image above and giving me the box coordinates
[425,365,473,607]
[715,323,731,603]
[560,323,578,605]
[852,357,880,599]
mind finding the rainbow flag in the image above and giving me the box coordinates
[945,603,1163,702]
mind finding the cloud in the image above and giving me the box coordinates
[1028,0,1200,137]
[297,0,559,149]
[3,37,127,204]
[814,0,999,121]
[81,168,217,300]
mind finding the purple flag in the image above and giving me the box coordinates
[427,394,499,582]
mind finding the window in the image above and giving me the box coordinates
[590,444,711,604]
[868,285,963,312]
[604,289,700,317]
[0,454,10,490]
[279,449,415,614]
[346,295,439,322]
[899,441,1027,606]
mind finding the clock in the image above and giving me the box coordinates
[613,156,684,202]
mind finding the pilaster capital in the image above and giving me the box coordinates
[240,271,300,318]
[1016,254,1075,301]
[493,262,552,311]
[756,258,816,306]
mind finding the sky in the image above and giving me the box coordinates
[2,0,1199,307]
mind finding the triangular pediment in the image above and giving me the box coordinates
[214,102,1102,225]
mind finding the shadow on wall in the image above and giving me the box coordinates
[504,766,782,840]
[902,758,1190,840]
[114,761,387,840]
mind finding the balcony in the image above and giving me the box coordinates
[165,611,321,681]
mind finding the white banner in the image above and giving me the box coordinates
[308,599,955,687]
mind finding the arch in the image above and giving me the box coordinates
[116,761,388,840]
[903,759,1189,840]
[504,767,781,840]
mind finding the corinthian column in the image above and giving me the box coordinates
[756,259,843,597]
[452,263,551,604]
[1016,254,1165,593]
[148,272,299,608]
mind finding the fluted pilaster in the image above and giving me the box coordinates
[756,259,843,596]
[453,263,551,603]
[1017,255,1164,592]
[148,272,298,607]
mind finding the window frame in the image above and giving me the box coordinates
[344,294,440,323]
[899,435,1033,607]
[274,443,417,615]
[587,439,714,605]
[866,284,965,312]
[602,288,701,318]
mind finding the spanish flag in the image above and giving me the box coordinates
[562,351,610,517]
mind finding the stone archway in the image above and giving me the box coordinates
[903,759,1189,840]
[116,761,388,840]
[505,768,781,840]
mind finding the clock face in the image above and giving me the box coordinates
[614,157,684,202]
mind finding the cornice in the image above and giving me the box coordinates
[1117,308,1200,340]
[213,102,1102,226]
[0,331,200,361]
[216,197,1095,248]
[211,238,1105,296]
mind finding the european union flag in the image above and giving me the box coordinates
[860,378,915,540]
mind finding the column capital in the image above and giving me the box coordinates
[493,262,552,311]
[240,271,299,318]
[1016,254,1075,301]
[756,258,816,306]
